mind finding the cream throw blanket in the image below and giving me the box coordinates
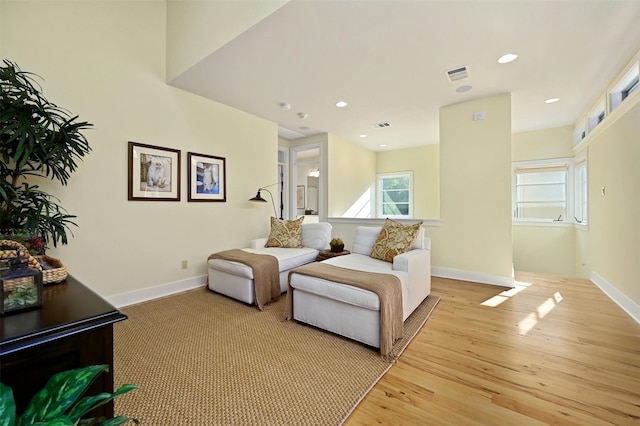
[285,262,403,358]
[208,249,280,310]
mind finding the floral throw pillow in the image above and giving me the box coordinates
[370,218,423,262]
[266,216,304,248]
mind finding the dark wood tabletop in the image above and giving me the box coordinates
[1,275,127,417]
[1,275,126,355]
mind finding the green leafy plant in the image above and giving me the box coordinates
[329,237,343,246]
[0,365,138,426]
[0,59,92,248]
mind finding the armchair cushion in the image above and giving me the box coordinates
[300,222,333,250]
[352,224,425,256]
[370,219,423,262]
[266,216,304,248]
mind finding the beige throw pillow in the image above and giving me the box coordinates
[370,218,423,262]
[266,216,304,248]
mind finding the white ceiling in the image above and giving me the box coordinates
[170,0,640,151]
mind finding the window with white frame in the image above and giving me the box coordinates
[587,101,606,132]
[377,171,412,218]
[573,123,586,146]
[575,159,588,224]
[610,61,639,112]
[513,160,571,222]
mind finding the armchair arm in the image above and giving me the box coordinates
[393,248,429,273]
[393,248,432,316]
[250,237,268,249]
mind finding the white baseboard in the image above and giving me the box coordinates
[432,266,515,288]
[591,272,640,325]
[107,275,207,308]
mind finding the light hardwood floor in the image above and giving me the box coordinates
[345,273,640,425]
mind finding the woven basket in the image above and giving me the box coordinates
[38,255,68,284]
[0,240,68,285]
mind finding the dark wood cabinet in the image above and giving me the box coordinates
[1,276,126,417]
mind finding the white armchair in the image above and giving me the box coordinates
[288,225,431,348]
[207,222,332,305]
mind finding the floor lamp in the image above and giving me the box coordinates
[249,183,281,219]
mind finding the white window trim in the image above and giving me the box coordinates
[512,158,575,225]
[574,49,640,153]
[609,60,639,112]
[574,153,588,225]
[587,99,606,132]
[377,171,413,218]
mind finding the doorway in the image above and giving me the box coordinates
[291,144,322,222]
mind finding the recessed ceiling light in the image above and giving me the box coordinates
[456,85,472,93]
[379,144,387,147]
[498,53,518,64]
[335,101,348,108]
[359,134,367,138]
[545,98,560,104]
[279,102,291,110]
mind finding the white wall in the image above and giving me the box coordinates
[433,93,513,285]
[2,1,278,298]
[329,95,513,286]
[166,0,289,82]
[512,126,574,162]
[513,225,576,276]
[376,145,440,219]
[588,100,640,305]
[327,134,376,218]
[511,126,577,277]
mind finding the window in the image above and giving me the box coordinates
[622,77,639,101]
[377,171,412,218]
[609,61,639,112]
[587,101,606,132]
[513,161,569,222]
[575,160,588,224]
[573,124,586,146]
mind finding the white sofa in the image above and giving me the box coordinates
[288,225,431,348]
[207,222,332,305]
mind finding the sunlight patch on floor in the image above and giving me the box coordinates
[518,292,564,336]
[481,280,531,307]
[479,279,565,336]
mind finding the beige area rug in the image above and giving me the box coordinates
[114,287,439,425]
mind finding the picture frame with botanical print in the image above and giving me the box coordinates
[128,141,181,201]
[187,152,226,202]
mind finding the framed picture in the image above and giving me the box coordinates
[128,141,180,201]
[296,185,305,209]
[187,152,226,202]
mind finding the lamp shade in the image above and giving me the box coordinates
[249,190,268,203]
[249,188,278,218]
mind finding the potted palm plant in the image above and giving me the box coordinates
[0,59,92,250]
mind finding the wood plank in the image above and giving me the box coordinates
[344,274,640,425]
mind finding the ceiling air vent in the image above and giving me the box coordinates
[278,126,306,140]
[372,122,391,129]
[445,65,469,83]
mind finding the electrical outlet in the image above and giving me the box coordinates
[181,260,188,269]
